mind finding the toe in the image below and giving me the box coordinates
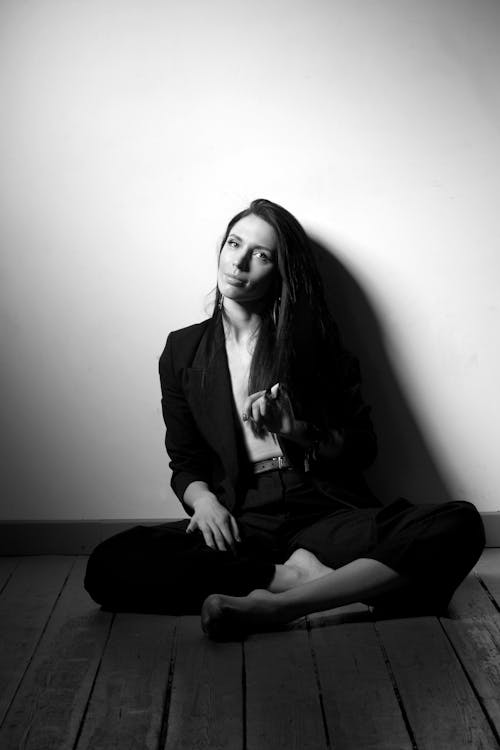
[200,594,247,641]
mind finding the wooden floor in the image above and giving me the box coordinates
[0,552,499,750]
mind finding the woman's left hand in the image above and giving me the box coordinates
[242,383,299,438]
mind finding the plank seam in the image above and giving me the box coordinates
[241,640,247,750]
[438,616,500,746]
[474,571,500,614]
[0,558,21,596]
[305,617,332,750]
[0,556,78,731]
[157,621,178,750]
[72,611,116,750]
[372,621,419,750]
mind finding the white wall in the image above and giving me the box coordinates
[1,0,499,519]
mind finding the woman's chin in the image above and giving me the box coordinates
[220,288,253,304]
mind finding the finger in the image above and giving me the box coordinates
[275,383,293,414]
[221,514,241,550]
[262,392,281,431]
[251,395,267,424]
[264,383,280,401]
[186,518,196,534]
[219,521,237,553]
[250,399,266,434]
[258,395,269,419]
[230,516,241,543]
[242,390,266,421]
[211,527,228,552]
[200,525,216,550]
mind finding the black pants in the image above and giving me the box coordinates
[84,469,485,615]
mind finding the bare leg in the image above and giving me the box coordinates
[201,555,407,639]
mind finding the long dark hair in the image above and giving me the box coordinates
[213,199,343,427]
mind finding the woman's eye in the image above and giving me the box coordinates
[254,251,270,262]
[228,240,239,248]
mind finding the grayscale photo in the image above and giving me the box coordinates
[1,1,499,748]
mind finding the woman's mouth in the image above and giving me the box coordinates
[224,273,246,287]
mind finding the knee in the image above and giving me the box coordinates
[84,541,112,605]
[84,532,131,606]
[445,501,485,561]
[84,525,151,606]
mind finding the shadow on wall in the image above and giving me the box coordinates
[310,237,454,506]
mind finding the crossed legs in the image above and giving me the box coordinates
[84,500,484,636]
[201,551,406,639]
[201,500,486,639]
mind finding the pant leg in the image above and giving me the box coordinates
[287,498,485,613]
[370,499,486,612]
[84,519,275,614]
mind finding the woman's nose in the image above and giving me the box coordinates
[233,250,249,270]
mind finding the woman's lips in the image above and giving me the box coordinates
[224,273,246,286]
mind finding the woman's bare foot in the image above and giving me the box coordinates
[201,589,285,640]
[201,550,334,639]
[268,548,334,593]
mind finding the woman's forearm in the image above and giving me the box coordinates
[183,480,218,512]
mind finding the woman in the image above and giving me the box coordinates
[85,199,485,640]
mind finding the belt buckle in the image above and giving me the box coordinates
[276,456,284,470]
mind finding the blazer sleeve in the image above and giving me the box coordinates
[159,333,213,514]
[334,350,378,471]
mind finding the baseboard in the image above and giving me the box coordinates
[0,513,498,555]
[482,512,500,548]
[0,519,174,555]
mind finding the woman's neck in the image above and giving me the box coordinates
[222,299,263,344]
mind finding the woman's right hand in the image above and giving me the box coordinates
[186,493,241,553]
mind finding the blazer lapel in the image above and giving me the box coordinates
[187,316,241,486]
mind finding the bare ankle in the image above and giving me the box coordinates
[283,548,334,584]
[267,564,301,593]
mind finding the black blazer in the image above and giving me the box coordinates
[159,316,381,516]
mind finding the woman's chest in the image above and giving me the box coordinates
[225,342,251,409]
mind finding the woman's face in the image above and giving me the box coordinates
[217,214,278,305]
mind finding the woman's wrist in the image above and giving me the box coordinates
[280,420,323,448]
[312,427,344,461]
[183,481,218,511]
[282,421,344,460]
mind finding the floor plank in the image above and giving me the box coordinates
[440,572,500,743]
[377,616,500,749]
[164,616,243,750]
[0,557,112,750]
[475,549,500,608]
[446,573,498,620]
[307,601,371,628]
[0,556,75,727]
[75,612,176,750]
[442,615,500,744]
[310,620,413,750]
[245,622,328,750]
[0,558,19,593]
